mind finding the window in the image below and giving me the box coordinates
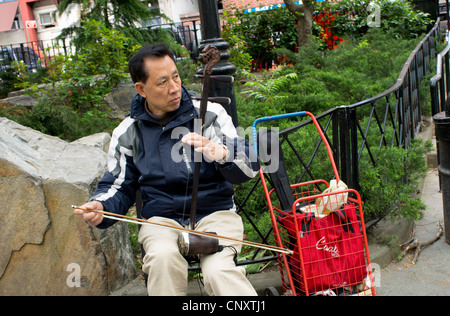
[11,17,19,30]
[39,12,55,27]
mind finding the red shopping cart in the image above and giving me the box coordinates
[252,111,376,296]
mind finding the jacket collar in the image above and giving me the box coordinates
[130,87,196,124]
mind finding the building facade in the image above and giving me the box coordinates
[0,0,287,46]
[0,0,286,70]
[0,0,79,46]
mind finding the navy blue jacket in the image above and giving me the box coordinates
[90,87,260,229]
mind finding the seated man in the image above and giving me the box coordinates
[74,44,260,296]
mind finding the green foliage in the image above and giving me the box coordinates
[359,139,432,220]
[18,20,131,115]
[222,0,432,70]
[4,20,129,141]
[316,0,433,40]
[221,10,254,76]
[222,7,297,69]
[176,56,201,87]
[236,31,433,222]
[0,70,21,99]
[57,0,164,47]
[238,31,420,128]
[242,70,298,104]
[0,102,119,142]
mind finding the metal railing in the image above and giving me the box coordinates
[429,25,450,193]
[0,22,202,73]
[0,37,74,72]
[145,21,202,58]
[430,30,450,116]
[235,19,441,265]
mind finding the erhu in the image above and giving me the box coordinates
[177,44,235,258]
[72,45,292,257]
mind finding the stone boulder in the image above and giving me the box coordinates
[0,118,136,295]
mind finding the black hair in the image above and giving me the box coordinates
[128,44,176,84]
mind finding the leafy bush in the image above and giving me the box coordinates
[222,10,254,77]
[236,31,433,222]
[222,7,297,70]
[0,71,21,99]
[359,138,432,220]
[238,30,420,127]
[0,102,120,142]
[3,20,132,141]
[316,0,433,40]
[222,0,432,71]
[18,20,132,115]
[242,70,298,103]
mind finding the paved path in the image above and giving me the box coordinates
[376,168,450,296]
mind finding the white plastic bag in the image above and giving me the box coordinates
[315,180,348,215]
[300,180,348,217]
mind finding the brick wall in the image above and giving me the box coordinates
[222,0,285,11]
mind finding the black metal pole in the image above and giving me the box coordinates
[447,0,449,34]
[433,110,450,245]
[197,0,239,127]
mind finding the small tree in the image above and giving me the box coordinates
[284,0,317,47]
[56,0,182,53]
[57,0,159,30]
[18,20,133,114]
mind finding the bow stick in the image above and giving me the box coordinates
[72,206,293,255]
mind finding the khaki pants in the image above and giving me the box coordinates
[138,209,257,296]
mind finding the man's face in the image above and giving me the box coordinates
[135,55,182,116]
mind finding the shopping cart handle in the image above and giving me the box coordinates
[252,111,307,155]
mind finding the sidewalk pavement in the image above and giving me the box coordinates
[375,168,450,296]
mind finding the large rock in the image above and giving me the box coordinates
[0,118,136,295]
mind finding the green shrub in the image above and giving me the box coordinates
[222,0,432,72]
[0,71,21,99]
[316,0,433,40]
[238,31,420,127]
[5,20,130,141]
[359,138,432,220]
[4,100,120,142]
[18,20,132,115]
[236,31,433,222]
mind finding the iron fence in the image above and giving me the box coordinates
[0,37,74,72]
[0,22,201,73]
[146,21,202,59]
[429,22,450,193]
[235,19,441,265]
[430,30,450,116]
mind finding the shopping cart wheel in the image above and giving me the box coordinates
[264,286,280,296]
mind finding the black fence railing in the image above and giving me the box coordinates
[0,22,202,73]
[430,24,450,192]
[145,21,202,59]
[235,19,441,265]
[0,37,74,72]
[430,30,450,116]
